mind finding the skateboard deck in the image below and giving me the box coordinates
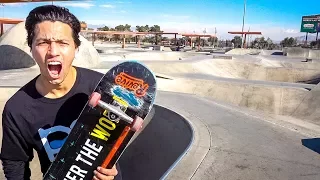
[43,60,157,180]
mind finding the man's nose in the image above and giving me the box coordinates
[48,42,59,55]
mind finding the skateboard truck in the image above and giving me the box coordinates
[89,92,143,131]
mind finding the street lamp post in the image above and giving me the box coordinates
[241,0,247,48]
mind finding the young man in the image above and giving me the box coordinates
[0,5,121,180]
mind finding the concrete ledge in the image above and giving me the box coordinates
[284,47,320,60]
[291,82,320,126]
[212,54,233,60]
[157,78,309,116]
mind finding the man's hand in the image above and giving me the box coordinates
[93,165,118,180]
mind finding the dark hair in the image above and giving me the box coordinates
[25,5,81,48]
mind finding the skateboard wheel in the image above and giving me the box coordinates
[131,116,143,132]
[89,92,101,107]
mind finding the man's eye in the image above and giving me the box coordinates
[60,42,69,45]
[38,42,47,45]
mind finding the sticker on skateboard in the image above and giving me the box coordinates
[43,60,157,180]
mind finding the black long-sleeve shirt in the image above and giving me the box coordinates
[0,66,122,179]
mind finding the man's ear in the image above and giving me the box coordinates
[75,47,80,58]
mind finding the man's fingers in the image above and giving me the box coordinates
[93,170,114,180]
[93,165,118,178]
[97,165,118,176]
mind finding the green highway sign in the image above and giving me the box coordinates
[300,14,320,33]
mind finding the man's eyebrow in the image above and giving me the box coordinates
[35,38,70,42]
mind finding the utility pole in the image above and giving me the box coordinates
[215,27,217,47]
[241,0,247,48]
[247,26,250,48]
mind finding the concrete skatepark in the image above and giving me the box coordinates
[0,22,320,179]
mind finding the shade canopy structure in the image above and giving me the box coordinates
[228,31,262,48]
[82,30,180,36]
[82,30,143,36]
[136,32,179,35]
[181,33,216,38]
[180,33,216,49]
[81,30,184,47]
[0,17,24,35]
[81,30,151,47]
[81,30,217,48]
[0,18,24,24]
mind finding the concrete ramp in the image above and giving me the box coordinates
[309,49,320,60]
[99,51,197,62]
[291,82,320,126]
[0,44,36,70]
[260,49,283,56]
[0,21,35,70]
[162,46,172,51]
[119,105,193,180]
[225,48,261,55]
[123,51,192,61]
[143,59,320,83]
[283,47,309,59]
[257,55,320,69]
[157,77,309,116]
[284,47,320,60]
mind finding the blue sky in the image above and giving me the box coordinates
[1,0,319,41]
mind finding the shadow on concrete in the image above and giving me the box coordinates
[297,74,320,85]
[119,104,193,180]
[271,51,284,56]
[301,138,320,154]
[0,45,35,70]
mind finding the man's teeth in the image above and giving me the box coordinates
[48,62,61,65]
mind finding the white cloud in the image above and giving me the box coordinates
[56,2,95,9]
[100,4,116,8]
[100,8,127,14]
[283,29,298,34]
[115,1,131,4]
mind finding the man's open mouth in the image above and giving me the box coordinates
[48,61,62,78]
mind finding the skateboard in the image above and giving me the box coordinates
[43,60,157,180]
